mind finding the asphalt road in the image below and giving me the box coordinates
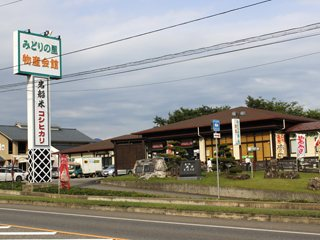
[1,203,320,240]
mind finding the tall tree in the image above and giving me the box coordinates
[245,96,320,120]
[153,105,230,126]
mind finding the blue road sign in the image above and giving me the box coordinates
[212,119,220,132]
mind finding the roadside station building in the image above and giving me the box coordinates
[134,107,318,164]
[60,138,114,168]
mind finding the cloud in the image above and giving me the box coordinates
[1,0,320,140]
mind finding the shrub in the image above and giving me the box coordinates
[229,166,243,174]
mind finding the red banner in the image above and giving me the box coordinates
[296,134,306,160]
[275,133,286,159]
[59,154,70,189]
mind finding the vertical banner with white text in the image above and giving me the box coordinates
[34,76,50,147]
[232,118,241,146]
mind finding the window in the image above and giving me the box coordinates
[290,139,307,154]
[8,141,13,154]
[18,142,27,154]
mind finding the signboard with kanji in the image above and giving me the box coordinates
[13,30,62,79]
[296,133,306,159]
[232,118,241,146]
[33,76,50,147]
[275,133,286,159]
[179,160,201,177]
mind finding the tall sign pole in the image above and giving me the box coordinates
[212,119,220,199]
[13,30,62,183]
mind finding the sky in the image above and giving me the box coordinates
[1,0,320,140]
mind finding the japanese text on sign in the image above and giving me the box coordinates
[13,30,62,79]
[275,133,286,159]
[34,77,49,147]
[296,133,306,159]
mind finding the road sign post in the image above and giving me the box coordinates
[212,120,220,199]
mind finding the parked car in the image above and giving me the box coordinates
[101,165,115,177]
[52,167,59,179]
[0,167,27,182]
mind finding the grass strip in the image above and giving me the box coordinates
[104,171,320,194]
[1,195,320,219]
[0,182,23,191]
[34,186,157,198]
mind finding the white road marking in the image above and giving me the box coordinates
[0,225,10,229]
[0,231,56,235]
[1,207,320,236]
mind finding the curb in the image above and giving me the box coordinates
[3,189,320,211]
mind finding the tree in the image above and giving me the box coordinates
[159,140,188,176]
[245,96,320,120]
[153,97,320,128]
[153,105,230,126]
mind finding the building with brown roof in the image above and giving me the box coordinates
[134,106,318,164]
[286,122,320,160]
[60,139,114,168]
[61,134,144,172]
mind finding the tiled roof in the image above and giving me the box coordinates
[286,122,320,132]
[60,139,114,154]
[111,134,142,141]
[0,125,93,143]
[134,107,316,135]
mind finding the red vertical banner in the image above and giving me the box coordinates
[296,133,306,160]
[59,154,70,190]
[275,133,286,159]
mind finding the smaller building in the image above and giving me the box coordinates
[286,122,320,160]
[111,134,145,173]
[60,139,114,168]
[60,134,145,173]
[0,123,94,169]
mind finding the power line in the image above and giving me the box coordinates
[0,0,22,8]
[1,22,319,92]
[63,22,320,79]
[61,0,272,57]
[53,51,320,93]
[0,0,271,72]
[48,32,320,86]
[1,38,319,94]
[1,30,320,93]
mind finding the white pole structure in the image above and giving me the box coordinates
[215,134,220,199]
[13,30,61,183]
[27,76,52,183]
[211,120,221,200]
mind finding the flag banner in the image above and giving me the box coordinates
[296,133,306,159]
[275,133,286,159]
[59,154,70,189]
[232,118,241,146]
[314,132,320,147]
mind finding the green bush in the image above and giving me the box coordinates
[229,166,243,174]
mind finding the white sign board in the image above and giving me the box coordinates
[13,30,62,79]
[232,118,241,146]
[213,132,221,139]
[33,76,50,147]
